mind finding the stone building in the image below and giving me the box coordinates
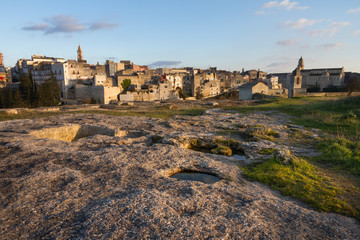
[242,69,267,81]
[118,80,173,102]
[12,55,66,81]
[0,52,3,66]
[276,57,345,95]
[192,70,217,97]
[0,53,11,88]
[238,81,269,100]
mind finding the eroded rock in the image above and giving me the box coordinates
[0,111,355,239]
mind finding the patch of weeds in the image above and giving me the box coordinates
[248,124,264,128]
[258,148,275,155]
[151,135,163,144]
[234,124,246,128]
[267,129,280,138]
[342,110,357,120]
[213,138,237,146]
[247,127,280,141]
[211,145,232,156]
[243,157,358,218]
[316,137,360,176]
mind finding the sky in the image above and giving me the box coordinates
[1,0,360,73]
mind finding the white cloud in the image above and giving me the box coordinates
[276,39,297,46]
[318,41,345,51]
[45,15,86,34]
[347,7,360,13]
[283,18,321,29]
[330,21,351,27]
[255,10,267,15]
[22,15,118,35]
[89,22,118,31]
[149,61,182,68]
[353,30,360,35]
[306,28,337,37]
[263,0,308,10]
[22,23,49,31]
[283,20,350,38]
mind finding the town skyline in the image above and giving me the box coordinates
[2,0,360,73]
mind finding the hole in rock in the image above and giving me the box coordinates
[231,154,247,161]
[171,171,220,184]
[29,124,121,142]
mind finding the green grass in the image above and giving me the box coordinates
[257,148,275,155]
[227,96,360,137]
[235,96,360,219]
[316,137,360,176]
[243,157,358,218]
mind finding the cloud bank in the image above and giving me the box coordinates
[149,61,182,68]
[283,18,321,29]
[276,39,297,46]
[347,7,360,13]
[263,0,308,10]
[22,15,118,35]
[318,41,345,51]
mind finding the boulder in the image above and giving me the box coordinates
[274,148,298,165]
[211,145,232,156]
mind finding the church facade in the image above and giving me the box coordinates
[277,57,345,95]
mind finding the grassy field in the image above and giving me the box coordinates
[234,96,360,219]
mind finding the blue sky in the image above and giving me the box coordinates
[1,0,360,72]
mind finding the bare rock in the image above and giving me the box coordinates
[274,148,298,165]
[0,112,358,239]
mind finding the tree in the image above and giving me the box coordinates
[121,79,132,93]
[6,87,13,108]
[20,73,32,107]
[90,97,97,104]
[0,90,5,108]
[38,73,61,106]
[178,88,188,100]
[195,86,203,100]
[347,75,360,96]
[13,88,25,108]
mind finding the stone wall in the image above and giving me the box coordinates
[76,85,121,104]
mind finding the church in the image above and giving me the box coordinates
[276,57,345,95]
[294,57,345,91]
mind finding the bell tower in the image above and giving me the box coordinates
[298,56,304,70]
[77,45,84,63]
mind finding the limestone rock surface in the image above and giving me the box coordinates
[0,111,359,239]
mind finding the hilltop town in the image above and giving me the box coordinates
[1,47,359,108]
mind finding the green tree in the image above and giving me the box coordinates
[0,90,5,108]
[38,73,61,107]
[178,88,188,100]
[5,87,13,108]
[121,79,132,93]
[20,73,32,107]
[13,88,25,108]
[90,97,97,104]
[195,86,203,100]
